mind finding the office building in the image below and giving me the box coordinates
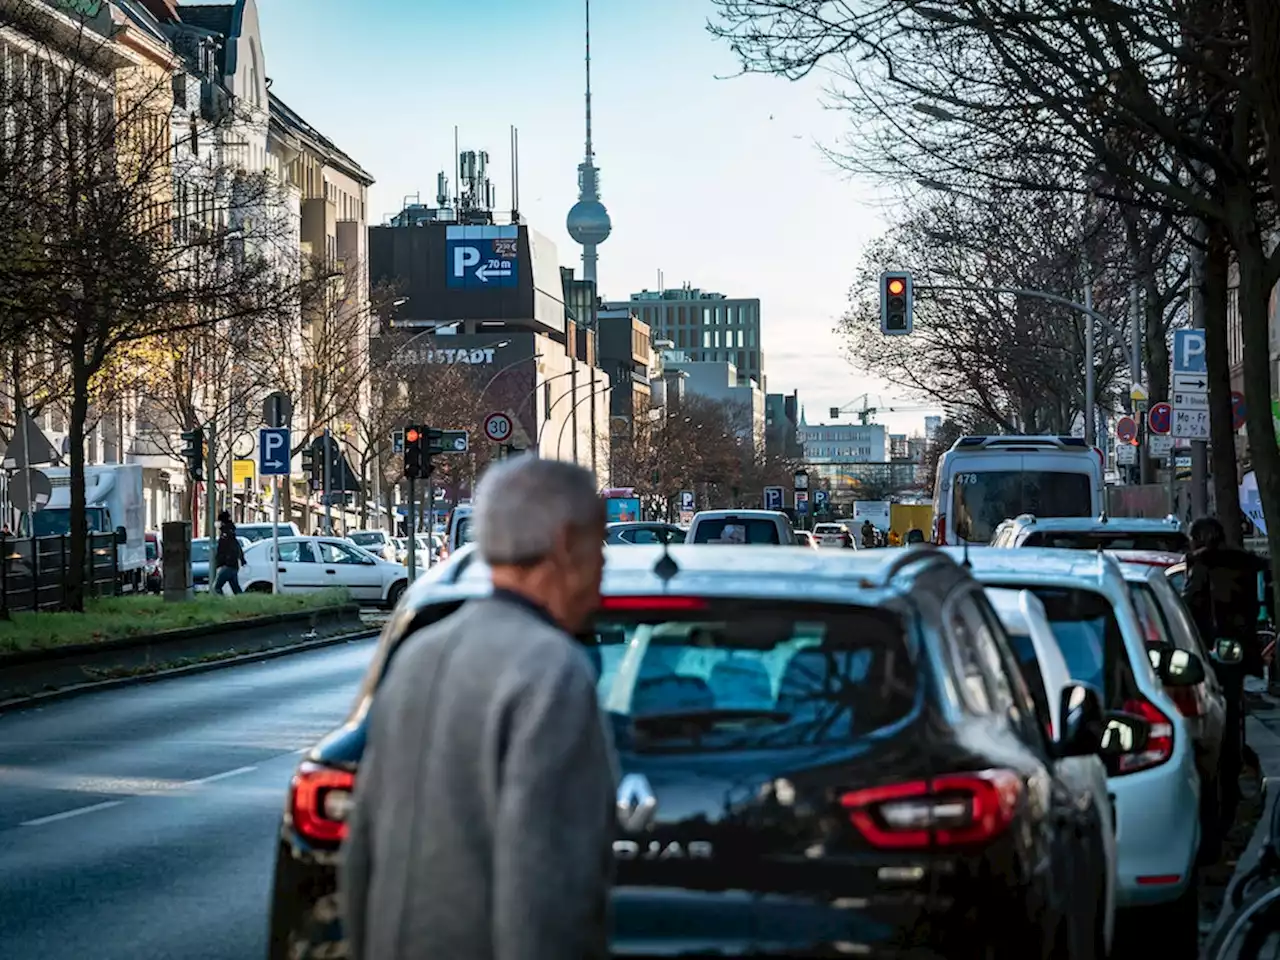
[606,285,763,390]
[766,391,802,459]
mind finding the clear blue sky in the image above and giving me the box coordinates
[233,0,935,434]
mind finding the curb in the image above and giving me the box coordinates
[0,627,380,715]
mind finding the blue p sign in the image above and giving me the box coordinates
[260,428,291,476]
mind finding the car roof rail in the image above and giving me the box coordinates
[953,434,1086,450]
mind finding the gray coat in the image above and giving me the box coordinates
[341,594,617,960]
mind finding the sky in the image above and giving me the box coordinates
[224,0,940,437]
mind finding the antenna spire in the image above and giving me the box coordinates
[584,0,593,162]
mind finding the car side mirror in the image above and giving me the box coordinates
[115,526,128,545]
[1151,645,1207,686]
[1099,710,1152,775]
[1055,683,1106,758]
[1211,638,1245,666]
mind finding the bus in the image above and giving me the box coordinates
[932,435,1104,546]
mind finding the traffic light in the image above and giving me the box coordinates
[880,270,913,335]
[425,427,444,457]
[180,426,204,481]
[404,425,425,479]
[301,441,316,489]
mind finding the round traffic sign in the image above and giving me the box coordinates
[1232,391,1247,431]
[1148,401,1172,435]
[483,412,513,443]
[1116,416,1138,444]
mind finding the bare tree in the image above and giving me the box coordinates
[0,3,301,608]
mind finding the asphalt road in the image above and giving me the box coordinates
[0,636,375,960]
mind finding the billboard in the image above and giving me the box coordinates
[446,225,519,289]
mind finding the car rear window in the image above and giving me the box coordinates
[1023,586,1137,708]
[349,532,383,546]
[813,524,843,534]
[591,602,919,752]
[1024,531,1188,552]
[455,517,474,545]
[692,519,781,544]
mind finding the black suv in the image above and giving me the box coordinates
[268,544,1124,959]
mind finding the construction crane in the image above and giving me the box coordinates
[828,394,936,425]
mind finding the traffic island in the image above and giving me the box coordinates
[0,591,374,708]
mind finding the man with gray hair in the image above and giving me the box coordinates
[342,455,617,960]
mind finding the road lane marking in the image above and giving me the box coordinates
[22,800,123,826]
[184,765,257,786]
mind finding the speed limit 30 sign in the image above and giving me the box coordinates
[483,412,513,443]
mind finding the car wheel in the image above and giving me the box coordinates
[246,582,273,594]
[387,580,407,609]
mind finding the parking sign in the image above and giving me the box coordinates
[763,486,784,511]
[259,428,291,476]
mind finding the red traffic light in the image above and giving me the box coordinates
[405,428,421,443]
[887,277,906,296]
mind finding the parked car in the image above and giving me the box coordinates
[143,532,162,593]
[985,585,1119,956]
[686,509,797,545]
[605,521,686,545]
[345,530,397,562]
[812,521,854,548]
[990,514,1188,553]
[234,522,302,544]
[268,544,1120,959]
[239,536,409,607]
[1117,558,1227,860]
[950,546,1206,951]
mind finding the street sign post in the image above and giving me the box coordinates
[258,427,291,596]
[763,486,784,511]
[678,489,695,525]
[1130,383,1149,405]
[442,430,469,453]
[1171,330,1209,441]
[795,491,809,515]
[1148,402,1172,435]
[1172,373,1209,393]
[483,412,513,444]
[1173,330,1207,374]
[1172,408,1210,440]
[1150,434,1174,457]
[814,489,829,515]
[1117,444,1137,466]
[1116,416,1138,445]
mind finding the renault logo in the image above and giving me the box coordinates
[616,773,657,832]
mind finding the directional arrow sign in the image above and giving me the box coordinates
[1172,372,1209,392]
[474,262,513,283]
[259,428,291,476]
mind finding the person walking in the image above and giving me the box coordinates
[1182,516,1270,847]
[212,511,245,595]
[861,519,877,549]
[341,456,618,960]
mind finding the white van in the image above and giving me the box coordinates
[932,435,1104,546]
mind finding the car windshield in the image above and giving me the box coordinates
[692,519,781,544]
[349,532,383,546]
[33,508,109,537]
[814,524,844,534]
[1020,586,1133,708]
[237,527,278,543]
[592,602,919,752]
[1024,530,1188,552]
[456,517,474,545]
[953,470,1092,543]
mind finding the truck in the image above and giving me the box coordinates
[34,464,146,585]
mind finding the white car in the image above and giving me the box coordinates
[985,586,1118,955]
[240,536,410,608]
[347,529,398,562]
[686,509,797,545]
[990,513,1188,553]
[812,522,855,548]
[951,547,1204,943]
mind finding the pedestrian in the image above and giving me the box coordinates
[861,519,877,549]
[341,455,617,960]
[1182,516,1271,848]
[213,511,245,595]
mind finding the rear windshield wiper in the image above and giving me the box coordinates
[629,708,791,730]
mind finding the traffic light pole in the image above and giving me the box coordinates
[425,465,436,567]
[323,427,333,536]
[205,416,217,569]
[406,476,416,581]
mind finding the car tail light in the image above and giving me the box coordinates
[840,769,1022,849]
[599,595,706,612]
[935,515,947,545]
[1117,697,1175,773]
[290,761,356,845]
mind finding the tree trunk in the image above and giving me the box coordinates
[1229,212,1280,616]
[66,351,91,612]
[1204,224,1244,544]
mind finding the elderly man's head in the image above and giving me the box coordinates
[473,456,606,631]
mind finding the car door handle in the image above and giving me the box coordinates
[278,566,287,573]
[325,568,337,575]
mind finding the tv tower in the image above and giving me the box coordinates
[565,0,611,285]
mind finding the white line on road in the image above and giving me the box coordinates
[22,800,124,826]
[184,765,257,786]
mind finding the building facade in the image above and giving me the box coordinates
[606,285,764,391]
[662,353,765,455]
[765,390,802,459]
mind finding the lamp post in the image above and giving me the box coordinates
[793,468,809,531]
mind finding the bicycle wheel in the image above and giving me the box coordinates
[1206,882,1280,960]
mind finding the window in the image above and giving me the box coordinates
[1025,530,1189,552]
[1021,586,1138,710]
[275,542,316,563]
[592,603,918,752]
[692,519,781,545]
[947,602,992,713]
[952,471,1093,544]
[319,542,366,565]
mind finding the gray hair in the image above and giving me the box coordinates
[473,455,603,565]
